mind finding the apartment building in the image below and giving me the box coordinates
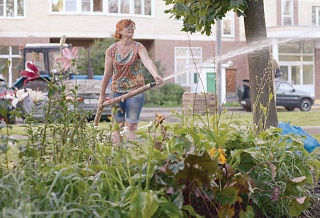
[0,0,320,100]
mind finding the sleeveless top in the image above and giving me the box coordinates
[106,41,146,93]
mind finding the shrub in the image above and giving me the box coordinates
[145,83,185,107]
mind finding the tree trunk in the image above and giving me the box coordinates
[244,0,278,132]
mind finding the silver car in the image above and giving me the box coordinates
[65,79,112,121]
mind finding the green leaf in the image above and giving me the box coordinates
[157,201,183,218]
[289,196,310,217]
[182,205,204,218]
[284,181,300,196]
[174,127,189,135]
[152,149,167,161]
[173,3,189,15]
[218,206,235,218]
[198,8,207,17]
[130,189,159,218]
[174,151,218,187]
[216,186,239,206]
[189,128,200,146]
[168,161,184,175]
[238,152,256,173]
[0,143,8,153]
[230,0,247,7]
[172,191,184,209]
[239,205,255,218]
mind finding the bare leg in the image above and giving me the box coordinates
[111,121,124,145]
[126,122,138,142]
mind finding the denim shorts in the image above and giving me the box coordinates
[111,92,145,124]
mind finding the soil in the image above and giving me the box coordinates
[305,179,320,217]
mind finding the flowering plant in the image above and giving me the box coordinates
[12,88,48,108]
[56,47,78,71]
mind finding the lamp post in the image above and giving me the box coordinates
[216,19,222,110]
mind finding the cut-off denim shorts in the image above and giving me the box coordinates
[111,92,145,124]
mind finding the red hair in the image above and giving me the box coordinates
[114,19,136,39]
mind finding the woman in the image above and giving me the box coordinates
[98,19,163,144]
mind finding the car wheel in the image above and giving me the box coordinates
[299,98,312,111]
[285,106,295,111]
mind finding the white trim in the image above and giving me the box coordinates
[0,0,25,18]
[315,6,320,26]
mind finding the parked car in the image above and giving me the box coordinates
[65,77,112,121]
[237,80,315,112]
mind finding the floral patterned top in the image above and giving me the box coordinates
[106,41,146,93]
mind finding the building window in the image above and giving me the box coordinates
[134,0,151,15]
[52,0,103,13]
[51,0,152,16]
[108,0,129,14]
[312,6,320,26]
[278,42,314,85]
[222,12,234,37]
[0,0,24,17]
[174,47,202,85]
[281,0,293,25]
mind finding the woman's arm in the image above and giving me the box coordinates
[139,48,163,85]
[98,54,113,106]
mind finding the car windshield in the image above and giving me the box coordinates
[277,82,293,92]
[25,51,46,73]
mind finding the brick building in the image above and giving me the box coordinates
[0,0,320,100]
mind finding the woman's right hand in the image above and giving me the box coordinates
[97,95,106,107]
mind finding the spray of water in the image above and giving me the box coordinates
[137,28,319,130]
[163,29,317,82]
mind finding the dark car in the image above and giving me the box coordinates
[237,80,315,112]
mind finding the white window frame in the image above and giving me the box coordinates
[50,0,153,16]
[278,42,314,86]
[222,12,234,37]
[0,0,25,18]
[281,0,294,26]
[174,47,202,86]
[314,6,320,26]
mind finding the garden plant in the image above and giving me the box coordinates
[0,46,320,218]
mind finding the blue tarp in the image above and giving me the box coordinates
[278,121,320,153]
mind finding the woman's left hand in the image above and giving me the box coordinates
[154,74,163,86]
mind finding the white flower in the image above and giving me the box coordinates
[120,127,128,137]
[26,88,48,104]
[12,89,29,108]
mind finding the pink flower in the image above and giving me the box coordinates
[56,47,78,70]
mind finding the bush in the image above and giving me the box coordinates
[144,83,185,107]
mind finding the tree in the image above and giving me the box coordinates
[164,0,278,131]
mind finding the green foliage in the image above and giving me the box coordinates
[142,60,165,84]
[77,38,117,75]
[0,66,319,217]
[145,83,185,107]
[164,0,248,35]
